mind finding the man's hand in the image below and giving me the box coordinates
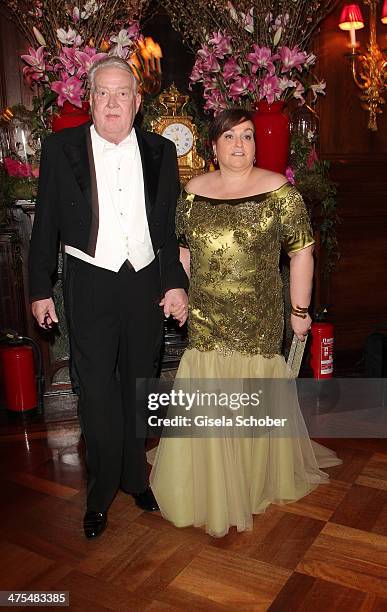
[31,298,58,329]
[159,288,188,327]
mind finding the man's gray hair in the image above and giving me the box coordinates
[88,56,138,94]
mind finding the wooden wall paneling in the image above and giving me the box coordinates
[0,11,7,110]
[0,6,33,108]
[0,226,26,332]
[316,4,387,364]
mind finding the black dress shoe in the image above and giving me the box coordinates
[132,487,159,512]
[83,510,107,539]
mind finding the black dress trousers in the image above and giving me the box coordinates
[64,255,163,512]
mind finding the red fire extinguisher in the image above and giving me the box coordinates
[310,321,334,379]
[0,330,43,413]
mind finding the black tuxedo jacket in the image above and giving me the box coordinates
[28,122,188,301]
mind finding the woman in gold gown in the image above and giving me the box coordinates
[150,109,341,537]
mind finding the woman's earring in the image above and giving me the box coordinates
[253,155,256,165]
[213,150,218,165]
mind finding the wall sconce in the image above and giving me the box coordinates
[339,1,387,130]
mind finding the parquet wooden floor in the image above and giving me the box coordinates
[0,405,387,611]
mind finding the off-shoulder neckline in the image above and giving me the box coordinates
[183,182,291,203]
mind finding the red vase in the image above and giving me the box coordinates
[252,101,290,174]
[51,101,90,133]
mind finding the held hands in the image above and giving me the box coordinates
[31,298,58,329]
[159,288,188,327]
[291,312,312,342]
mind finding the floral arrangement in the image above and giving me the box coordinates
[191,27,324,112]
[4,0,152,112]
[0,104,45,208]
[164,0,338,113]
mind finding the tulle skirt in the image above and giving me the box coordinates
[150,348,341,538]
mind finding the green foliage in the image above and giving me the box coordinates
[290,133,340,276]
[13,98,51,146]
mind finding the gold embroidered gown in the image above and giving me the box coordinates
[150,183,341,537]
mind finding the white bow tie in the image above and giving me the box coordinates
[103,141,134,154]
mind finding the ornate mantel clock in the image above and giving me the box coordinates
[151,84,205,183]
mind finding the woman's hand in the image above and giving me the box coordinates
[290,312,312,342]
[159,288,188,327]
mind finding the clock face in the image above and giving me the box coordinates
[162,122,194,157]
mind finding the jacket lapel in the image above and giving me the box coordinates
[135,126,162,218]
[62,122,99,257]
[62,122,93,204]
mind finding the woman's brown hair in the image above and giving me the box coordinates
[208,108,255,143]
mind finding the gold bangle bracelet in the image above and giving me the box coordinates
[291,310,308,319]
[291,305,309,313]
[291,305,309,319]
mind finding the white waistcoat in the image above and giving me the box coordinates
[65,125,154,272]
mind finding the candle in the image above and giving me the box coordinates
[145,38,156,72]
[349,27,356,48]
[153,43,162,74]
[139,40,151,75]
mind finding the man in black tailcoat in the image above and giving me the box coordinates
[29,57,188,538]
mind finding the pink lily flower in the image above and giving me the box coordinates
[229,75,253,99]
[259,74,281,104]
[208,31,232,58]
[223,57,241,81]
[278,76,296,92]
[227,2,238,22]
[58,47,78,75]
[247,45,276,75]
[293,81,305,104]
[307,147,319,169]
[22,66,35,87]
[75,49,107,78]
[197,46,221,72]
[190,59,204,84]
[21,46,45,73]
[203,76,219,91]
[57,27,83,47]
[310,80,326,101]
[285,166,295,185]
[305,53,316,67]
[127,22,140,39]
[72,7,80,23]
[278,46,308,73]
[23,65,46,85]
[203,54,221,73]
[203,90,228,113]
[242,8,254,33]
[51,75,83,107]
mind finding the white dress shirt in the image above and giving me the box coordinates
[65,125,155,272]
